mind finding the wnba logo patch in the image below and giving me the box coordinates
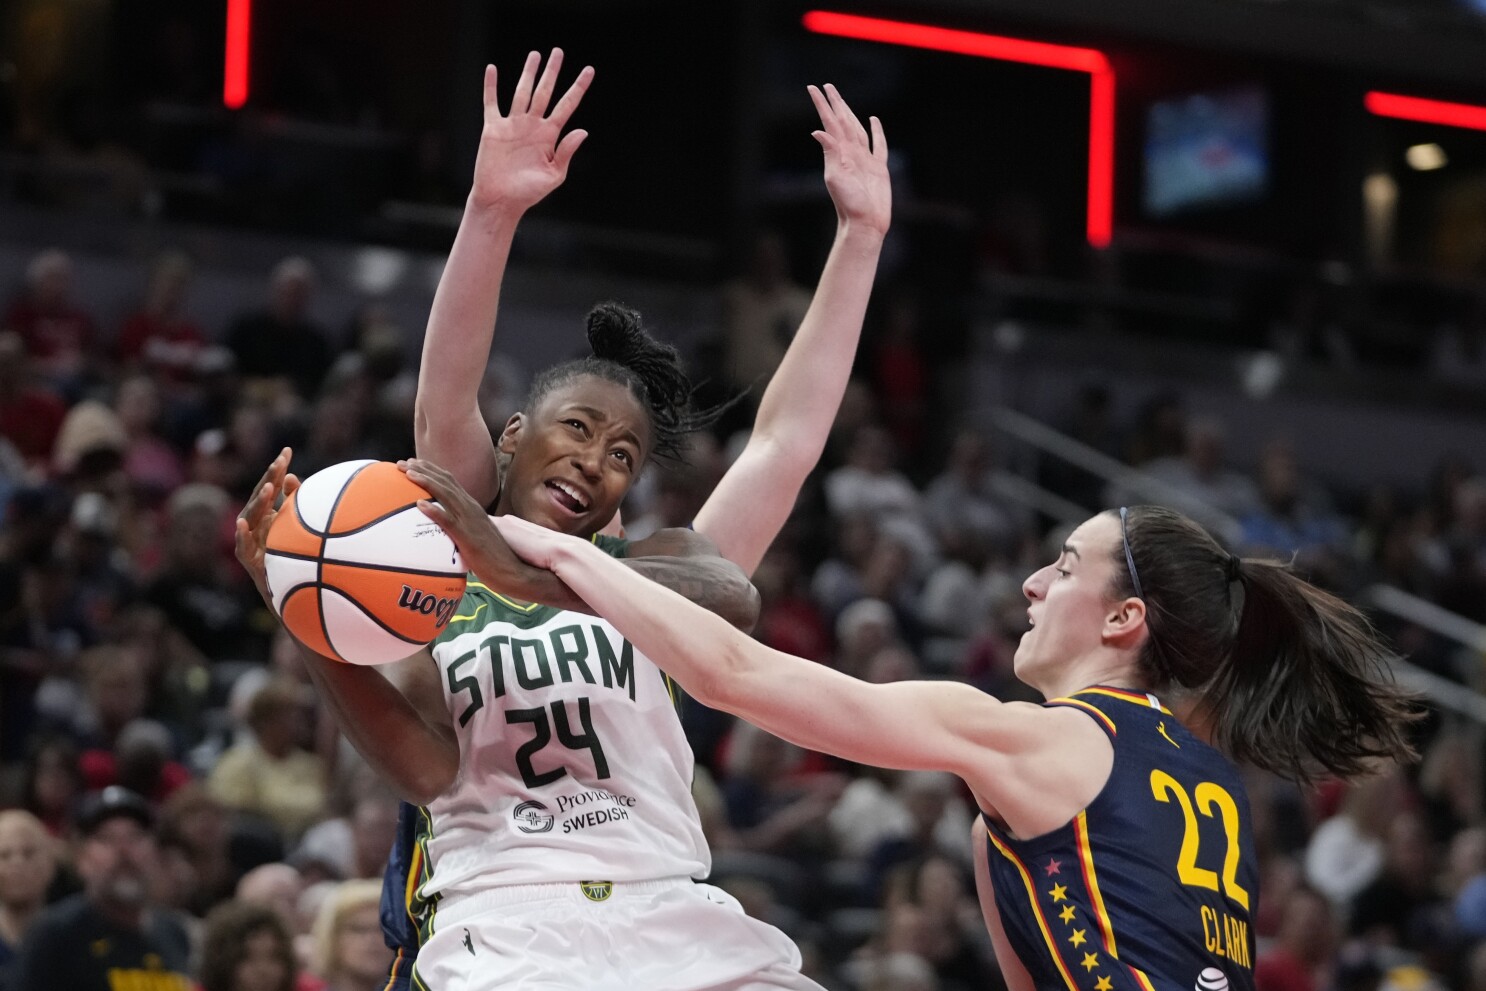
[398,585,458,628]
[580,880,613,902]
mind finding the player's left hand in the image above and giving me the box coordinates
[403,458,568,601]
[235,447,301,608]
[808,83,891,237]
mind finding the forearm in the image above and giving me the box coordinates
[297,646,459,805]
[496,554,759,630]
[413,200,523,496]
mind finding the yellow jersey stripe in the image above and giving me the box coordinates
[1075,687,1172,714]
[403,843,423,926]
[381,950,406,990]
[450,602,486,623]
[985,824,1082,991]
[1048,698,1118,737]
[1074,811,1119,958]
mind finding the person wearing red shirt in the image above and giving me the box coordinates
[0,332,67,468]
[3,249,97,392]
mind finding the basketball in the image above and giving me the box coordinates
[264,459,467,665]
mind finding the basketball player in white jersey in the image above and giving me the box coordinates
[235,51,890,990]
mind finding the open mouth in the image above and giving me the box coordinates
[545,479,591,516]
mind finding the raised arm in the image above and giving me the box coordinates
[235,451,459,805]
[413,51,594,506]
[693,84,891,575]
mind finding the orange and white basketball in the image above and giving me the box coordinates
[264,460,466,665]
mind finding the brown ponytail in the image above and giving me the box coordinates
[1112,506,1420,782]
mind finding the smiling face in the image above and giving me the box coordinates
[495,375,652,536]
[1015,513,1144,695]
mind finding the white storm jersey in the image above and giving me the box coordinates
[416,536,710,910]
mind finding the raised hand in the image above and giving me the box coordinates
[235,447,300,607]
[469,49,595,214]
[808,83,891,237]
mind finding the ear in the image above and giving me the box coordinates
[1102,596,1148,649]
[497,413,524,455]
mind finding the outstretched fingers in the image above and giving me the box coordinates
[870,116,888,159]
[547,64,595,130]
[510,50,542,115]
[528,48,564,118]
[807,84,838,135]
[824,83,869,145]
[482,64,500,123]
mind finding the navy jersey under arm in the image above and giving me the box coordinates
[981,687,1258,991]
[377,534,630,966]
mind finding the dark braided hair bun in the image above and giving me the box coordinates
[524,302,723,463]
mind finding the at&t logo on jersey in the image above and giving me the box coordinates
[1195,967,1227,991]
[513,800,554,833]
[399,585,458,628]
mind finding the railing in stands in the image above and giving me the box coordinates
[982,405,1486,724]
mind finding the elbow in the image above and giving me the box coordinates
[402,761,457,807]
[730,580,761,634]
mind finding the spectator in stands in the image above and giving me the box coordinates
[0,332,67,470]
[291,791,398,883]
[158,784,236,916]
[209,679,327,840]
[1348,810,1440,952]
[870,296,929,462]
[923,430,1023,562]
[307,879,390,991]
[1240,441,1347,560]
[721,232,812,402]
[115,375,186,498]
[0,809,57,989]
[226,257,334,400]
[200,900,300,991]
[144,481,268,661]
[721,721,843,861]
[50,398,127,487]
[12,787,192,991]
[1254,885,1338,991]
[14,737,83,839]
[115,252,207,389]
[39,644,149,751]
[1305,768,1409,908]
[79,718,189,802]
[236,863,307,936]
[1116,416,1258,534]
[3,249,98,396]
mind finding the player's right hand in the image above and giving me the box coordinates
[809,83,891,238]
[235,447,300,608]
[469,49,594,214]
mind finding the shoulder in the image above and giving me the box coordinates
[27,895,91,940]
[626,527,718,559]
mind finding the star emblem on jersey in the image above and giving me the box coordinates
[513,800,555,833]
[1069,928,1088,948]
[1059,905,1078,924]
[1045,858,1063,876]
[1049,883,1069,903]
[1096,976,1114,991]
[1082,953,1099,973]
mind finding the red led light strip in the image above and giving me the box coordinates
[223,0,252,109]
[803,10,1115,248]
[1364,91,1486,132]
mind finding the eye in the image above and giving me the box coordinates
[1055,568,1072,578]
[563,418,588,434]
[610,449,634,469]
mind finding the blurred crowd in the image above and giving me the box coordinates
[0,243,1484,991]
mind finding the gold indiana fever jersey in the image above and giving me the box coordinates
[981,687,1258,991]
[416,536,708,913]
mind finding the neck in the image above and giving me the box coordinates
[0,901,41,943]
[1034,652,1144,702]
[93,896,146,931]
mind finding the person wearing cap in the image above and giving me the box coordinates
[12,786,192,991]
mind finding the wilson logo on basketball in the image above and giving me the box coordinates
[398,586,458,628]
